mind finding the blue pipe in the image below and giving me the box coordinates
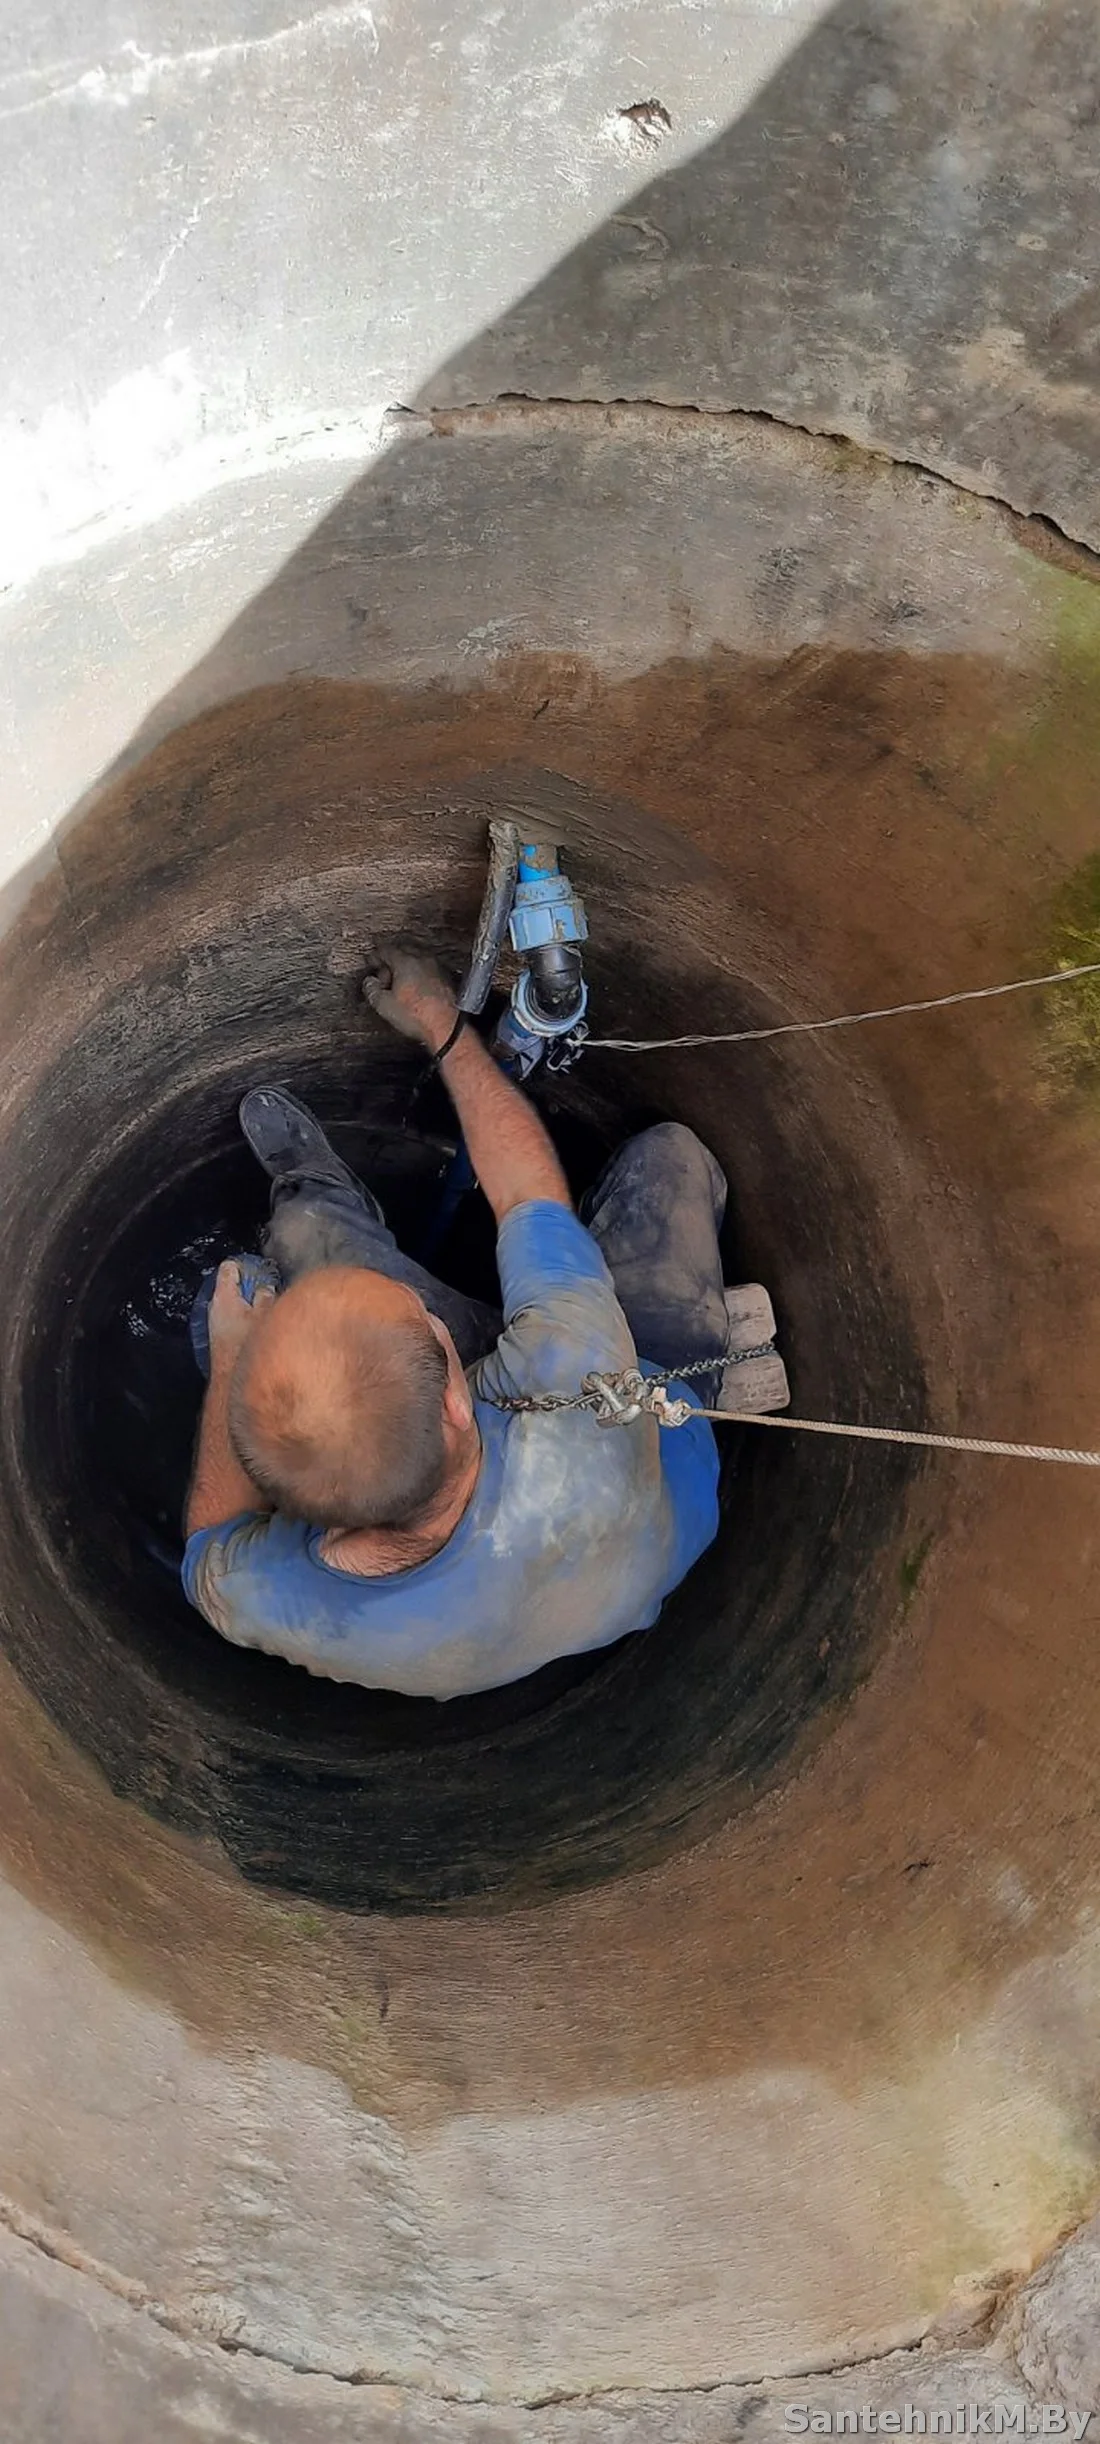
[418,840,585,1264]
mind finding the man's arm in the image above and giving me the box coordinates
[363,951,570,1223]
[186,1262,274,1536]
[436,1026,569,1218]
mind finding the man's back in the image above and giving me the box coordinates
[184,1201,719,1698]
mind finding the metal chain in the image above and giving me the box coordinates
[481,1345,780,1426]
[481,1364,1100,1466]
[480,1370,700,1424]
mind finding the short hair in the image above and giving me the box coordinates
[229,1271,450,1532]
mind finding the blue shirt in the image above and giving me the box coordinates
[182,1202,720,1699]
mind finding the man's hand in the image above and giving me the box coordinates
[363,944,569,1221]
[364,940,569,1220]
[207,1260,275,1372]
[362,950,458,1054]
[186,1264,275,1536]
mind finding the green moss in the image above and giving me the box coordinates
[1046,562,1100,670]
[287,1907,327,1939]
[900,1532,933,1609]
[1045,853,1100,1089]
[987,558,1100,796]
[337,2006,374,2059]
[986,558,1100,1087]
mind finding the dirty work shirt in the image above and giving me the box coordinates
[182,1202,720,1699]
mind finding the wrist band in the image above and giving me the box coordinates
[406,1009,467,1119]
[429,1010,467,1069]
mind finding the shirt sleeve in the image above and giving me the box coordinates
[474,1199,637,1403]
[181,1510,314,1649]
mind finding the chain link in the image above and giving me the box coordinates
[480,1360,1100,1468]
[479,1371,692,1427]
[479,1343,776,1428]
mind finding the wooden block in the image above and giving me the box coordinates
[718,1349,791,1414]
[724,1282,777,1353]
[719,1283,790,1412]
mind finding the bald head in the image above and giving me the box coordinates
[229,1268,450,1531]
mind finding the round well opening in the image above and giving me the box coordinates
[0,704,928,1910]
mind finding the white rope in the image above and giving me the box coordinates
[587,959,1100,1053]
[690,1410,1100,1467]
[494,1376,1100,1466]
[576,961,1100,1464]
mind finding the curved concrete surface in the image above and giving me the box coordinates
[3,2,1100,2434]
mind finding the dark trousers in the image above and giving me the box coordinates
[191,1122,729,1379]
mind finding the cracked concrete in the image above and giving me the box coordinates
[423,395,1100,578]
[416,0,1100,554]
[1,2209,1099,2436]
[0,399,1060,896]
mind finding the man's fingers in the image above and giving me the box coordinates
[252,1283,277,1308]
[215,1258,241,1292]
[361,948,395,1001]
